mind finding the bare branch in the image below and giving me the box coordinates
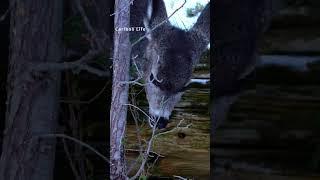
[129,98,167,179]
[129,117,160,180]
[32,61,109,77]
[125,149,164,158]
[60,80,111,104]
[132,54,142,78]
[127,107,144,173]
[126,89,165,175]
[128,119,191,178]
[62,139,81,180]
[119,54,148,86]
[30,0,111,77]
[0,9,9,22]
[36,133,110,164]
[0,0,15,22]
[31,50,109,77]
[73,0,95,39]
[126,85,148,174]
[73,0,108,51]
[120,78,143,86]
[123,103,152,121]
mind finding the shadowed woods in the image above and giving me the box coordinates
[212,0,320,179]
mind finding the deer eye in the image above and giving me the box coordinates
[149,73,158,83]
[149,73,154,81]
[150,73,162,87]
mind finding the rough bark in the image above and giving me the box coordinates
[110,1,131,179]
[0,0,63,180]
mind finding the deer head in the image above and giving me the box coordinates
[138,0,210,129]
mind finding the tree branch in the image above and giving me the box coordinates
[73,0,96,41]
[60,80,111,104]
[31,50,109,77]
[62,139,81,180]
[129,98,168,179]
[37,133,110,164]
[0,9,9,22]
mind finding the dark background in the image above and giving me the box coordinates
[213,0,320,179]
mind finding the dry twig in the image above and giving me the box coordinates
[31,50,109,77]
[37,133,110,164]
[62,139,81,180]
[31,0,109,76]
[60,80,110,104]
[0,9,9,22]
[129,97,166,180]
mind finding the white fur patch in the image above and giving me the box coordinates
[144,0,153,40]
[147,0,153,20]
[143,18,152,41]
[149,107,170,119]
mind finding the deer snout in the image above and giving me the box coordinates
[156,117,169,129]
[150,116,169,129]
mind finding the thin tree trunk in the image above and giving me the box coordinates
[0,0,63,180]
[110,1,131,179]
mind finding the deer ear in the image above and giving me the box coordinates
[149,0,168,24]
[190,2,210,52]
[144,17,153,41]
[143,0,154,41]
[144,0,169,41]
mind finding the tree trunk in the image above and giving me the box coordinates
[0,0,63,180]
[110,1,131,179]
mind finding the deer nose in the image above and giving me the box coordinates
[156,117,169,129]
